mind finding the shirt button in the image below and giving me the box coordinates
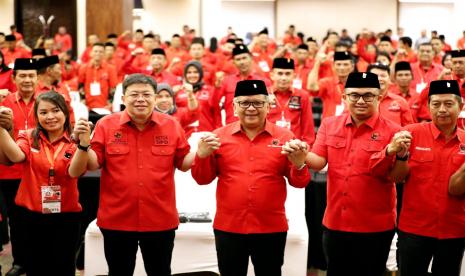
[138,149,142,152]
[249,157,254,161]
[139,182,143,186]
[249,172,253,176]
[343,192,347,196]
[342,206,346,210]
[138,165,143,169]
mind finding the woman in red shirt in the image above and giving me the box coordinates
[0,91,92,276]
[175,61,222,136]
[0,51,15,92]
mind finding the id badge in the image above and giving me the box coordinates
[416,82,426,93]
[41,185,61,214]
[335,104,345,116]
[146,65,153,71]
[189,120,200,127]
[90,82,101,96]
[292,79,303,90]
[258,61,270,72]
[276,119,291,130]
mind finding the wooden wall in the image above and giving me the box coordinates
[86,0,133,43]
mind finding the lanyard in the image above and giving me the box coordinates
[44,142,65,185]
[15,93,34,130]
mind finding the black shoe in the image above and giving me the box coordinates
[5,265,25,276]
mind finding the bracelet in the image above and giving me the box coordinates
[296,163,307,170]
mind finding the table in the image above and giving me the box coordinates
[85,170,309,275]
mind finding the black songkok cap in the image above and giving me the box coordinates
[345,72,380,89]
[394,61,412,72]
[32,48,46,57]
[107,33,118,39]
[14,58,37,70]
[258,28,269,35]
[5,35,16,42]
[234,80,268,97]
[232,44,250,57]
[450,50,465,58]
[380,35,392,43]
[428,80,461,97]
[272,58,295,70]
[151,48,166,56]
[37,55,59,70]
[297,44,309,51]
[334,51,351,61]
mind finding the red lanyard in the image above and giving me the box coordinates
[15,93,34,130]
[44,142,65,185]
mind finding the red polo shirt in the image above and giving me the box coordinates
[0,69,15,92]
[1,48,30,67]
[15,131,81,213]
[216,72,272,124]
[312,112,399,233]
[400,122,465,239]
[411,62,443,92]
[78,62,118,109]
[191,120,310,234]
[312,76,345,119]
[175,85,222,135]
[379,92,414,126]
[54,33,73,53]
[267,88,315,145]
[0,92,36,179]
[91,110,190,231]
[295,62,312,92]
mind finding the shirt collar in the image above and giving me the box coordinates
[39,130,71,144]
[344,112,379,129]
[119,109,161,126]
[230,120,274,136]
[430,121,461,142]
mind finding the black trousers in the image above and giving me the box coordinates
[100,228,176,276]
[19,207,81,276]
[214,229,287,276]
[398,230,465,276]
[0,179,27,268]
[305,171,328,270]
[322,228,394,276]
[75,174,100,269]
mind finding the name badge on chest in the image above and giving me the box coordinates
[41,185,61,214]
[288,96,301,110]
[90,81,101,96]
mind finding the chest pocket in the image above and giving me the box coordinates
[151,145,176,170]
[326,136,346,164]
[355,140,386,173]
[106,145,130,155]
[409,150,434,179]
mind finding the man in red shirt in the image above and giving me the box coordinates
[78,43,118,112]
[293,44,312,92]
[367,62,414,126]
[80,34,100,64]
[104,42,124,82]
[124,48,180,88]
[267,57,315,145]
[54,26,73,54]
[0,58,39,276]
[457,30,465,50]
[306,72,405,276]
[431,37,444,65]
[393,80,465,276]
[389,61,420,120]
[192,79,310,276]
[216,44,271,124]
[411,43,443,93]
[307,51,354,119]
[1,35,30,67]
[249,28,276,76]
[130,34,158,72]
[83,74,194,276]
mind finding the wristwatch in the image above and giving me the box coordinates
[77,144,91,152]
[396,152,409,161]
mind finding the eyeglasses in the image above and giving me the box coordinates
[126,93,155,100]
[345,93,377,103]
[236,101,266,109]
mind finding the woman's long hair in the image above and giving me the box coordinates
[31,91,71,149]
